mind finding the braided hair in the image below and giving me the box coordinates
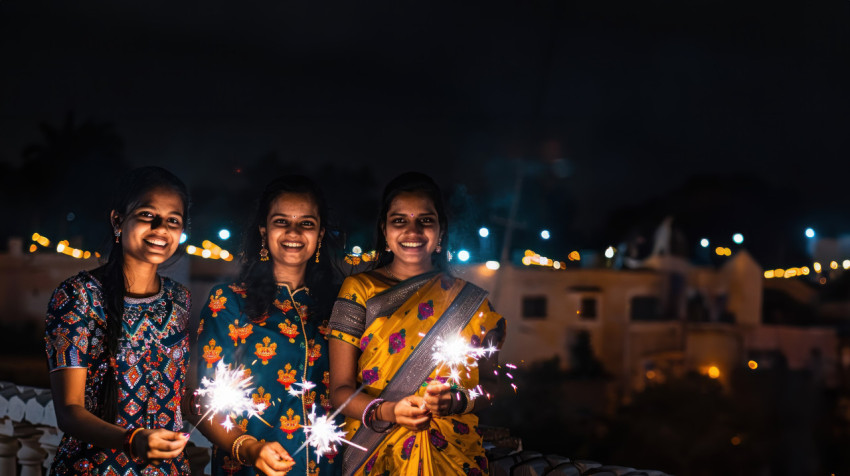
[91,166,189,424]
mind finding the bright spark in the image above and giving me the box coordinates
[196,361,266,431]
[300,404,367,462]
[431,335,498,385]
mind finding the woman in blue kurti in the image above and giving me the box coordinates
[44,166,192,475]
[193,175,342,476]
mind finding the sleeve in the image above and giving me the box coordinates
[196,284,243,383]
[44,280,96,371]
[327,275,369,348]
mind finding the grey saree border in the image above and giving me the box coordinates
[342,280,489,476]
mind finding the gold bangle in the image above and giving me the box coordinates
[232,434,255,466]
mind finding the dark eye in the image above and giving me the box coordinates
[420,217,434,224]
[167,217,183,227]
[392,217,406,224]
[300,220,315,228]
[138,211,154,219]
[274,218,289,226]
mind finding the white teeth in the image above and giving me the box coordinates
[283,242,304,248]
[401,242,424,248]
[146,239,167,246]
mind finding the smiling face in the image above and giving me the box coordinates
[382,191,442,272]
[260,192,324,280]
[114,186,185,269]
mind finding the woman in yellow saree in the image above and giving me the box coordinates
[328,172,506,476]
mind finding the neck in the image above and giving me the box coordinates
[122,258,160,296]
[274,264,307,290]
[386,260,434,281]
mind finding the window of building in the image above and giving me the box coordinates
[522,296,547,319]
[630,296,661,321]
[579,297,597,319]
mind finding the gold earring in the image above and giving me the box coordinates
[259,238,269,261]
[315,241,321,263]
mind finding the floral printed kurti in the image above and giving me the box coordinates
[44,271,191,476]
[329,272,506,476]
[197,283,340,476]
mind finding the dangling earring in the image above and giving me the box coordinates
[114,228,121,244]
[315,241,321,263]
[435,238,442,254]
[259,238,269,262]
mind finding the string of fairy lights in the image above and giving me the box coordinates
[26,229,850,284]
[28,233,233,262]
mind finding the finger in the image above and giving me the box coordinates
[267,443,295,462]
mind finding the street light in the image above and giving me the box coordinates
[700,238,709,248]
[458,250,470,262]
[479,227,489,238]
[219,229,231,240]
[732,233,744,244]
[540,230,550,240]
[805,228,815,238]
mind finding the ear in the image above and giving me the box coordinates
[110,210,122,229]
[258,226,266,240]
[318,228,325,243]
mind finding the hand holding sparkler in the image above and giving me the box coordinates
[240,439,294,476]
[423,381,453,417]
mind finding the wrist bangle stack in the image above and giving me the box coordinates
[232,434,256,466]
[362,398,395,433]
[123,427,145,463]
[449,387,475,415]
[460,387,475,414]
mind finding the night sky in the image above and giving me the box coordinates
[1,0,848,264]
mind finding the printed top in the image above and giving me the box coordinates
[197,283,340,476]
[44,271,191,476]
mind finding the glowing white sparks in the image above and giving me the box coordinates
[431,335,498,385]
[294,385,369,462]
[288,380,317,398]
[196,361,267,431]
[300,404,367,462]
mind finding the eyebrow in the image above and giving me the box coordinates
[269,213,319,219]
[136,204,183,217]
[388,211,437,216]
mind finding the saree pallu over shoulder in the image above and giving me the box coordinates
[329,271,502,476]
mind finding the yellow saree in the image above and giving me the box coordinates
[329,271,505,476]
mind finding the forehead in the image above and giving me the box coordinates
[387,191,437,215]
[268,192,319,216]
[132,187,185,214]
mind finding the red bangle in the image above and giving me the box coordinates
[123,428,145,463]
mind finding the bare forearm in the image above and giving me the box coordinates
[55,404,127,450]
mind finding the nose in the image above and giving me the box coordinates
[150,216,165,230]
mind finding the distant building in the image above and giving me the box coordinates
[457,249,840,402]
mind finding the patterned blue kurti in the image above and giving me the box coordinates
[197,283,340,476]
[44,271,191,476]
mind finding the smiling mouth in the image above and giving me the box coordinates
[400,242,425,248]
[282,242,304,249]
[144,238,168,248]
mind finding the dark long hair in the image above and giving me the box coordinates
[91,166,190,424]
[372,171,450,271]
[239,175,342,323]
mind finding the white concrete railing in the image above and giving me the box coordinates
[0,381,212,476]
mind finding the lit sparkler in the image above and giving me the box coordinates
[294,384,368,462]
[431,334,498,385]
[195,361,269,431]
